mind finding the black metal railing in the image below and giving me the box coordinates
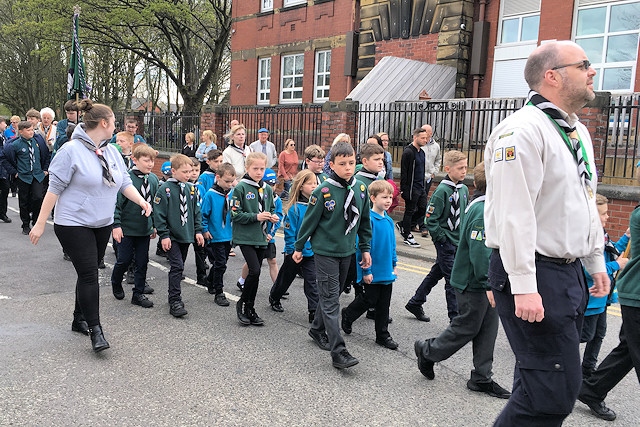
[602,93,639,184]
[220,104,325,154]
[113,112,201,152]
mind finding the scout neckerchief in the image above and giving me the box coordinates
[355,168,377,183]
[211,183,230,229]
[24,137,35,171]
[527,91,593,192]
[41,124,54,143]
[326,172,359,235]
[167,178,188,225]
[464,194,486,214]
[76,129,116,187]
[131,166,151,215]
[240,174,269,238]
[441,176,464,231]
[603,230,620,259]
[230,143,247,157]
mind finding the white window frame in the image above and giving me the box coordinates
[280,53,304,104]
[573,0,640,93]
[498,12,540,45]
[257,57,271,105]
[284,0,306,7]
[314,50,331,103]
[261,0,273,12]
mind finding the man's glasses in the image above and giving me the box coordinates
[552,60,591,71]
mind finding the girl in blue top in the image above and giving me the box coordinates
[269,169,320,323]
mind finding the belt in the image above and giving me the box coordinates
[535,252,577,265]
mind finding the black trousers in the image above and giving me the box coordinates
[54,224,112,327]
[111,235,150,296]
[580,305,640,402]
[490,251,587,427]
[343,283,393,340]
[192,241,208,283]
[0,177,9,217]
[16,178,43,228]
[401,190,427,237]
[167,241,190,303]
[206,241,231,294]
[239,245,266,305]
[270,254,319,311]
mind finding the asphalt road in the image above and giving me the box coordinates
[1,197,638,426]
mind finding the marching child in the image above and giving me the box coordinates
[341,180,398,349]
[199,149,223,191]
[269,169,320,323]
[293,141,372,369]
[355,143,385,187]
[114,131,134,170]
[189,158,209,285]
[155,161,173,258]
[303,144,327,184]
[405,150,468,323]
[231,152,278,326]
[111,144,159,308]
[201,162,236,307]
[153,154,205,317]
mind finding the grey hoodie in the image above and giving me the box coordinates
[48,124,133,227]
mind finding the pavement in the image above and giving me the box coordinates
[391,222,437,262]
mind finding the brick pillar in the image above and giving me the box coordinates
[200,104,228,143]
[580,92,611,181]
[321,100,359,153]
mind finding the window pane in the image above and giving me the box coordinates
[283,57,293,75]
[501,19,518,43]
[294,90,302,98]
[577,7,606,36]
[602,67,632,90]
[295,55,304,74]
[283,77,293,89]
[294,77,303,87]
[577,37,604,63]
[610,2,640,32]
[606,34,639,62]
[325,75,330,86]
[326,52,331,72]
[592,68,601,90]
[521,15,539,41]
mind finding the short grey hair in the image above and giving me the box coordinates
[40,107,55,120]
[524,43,563,91]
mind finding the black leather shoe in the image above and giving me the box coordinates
[22,226,30,235]
[405,303,430,322]
[214,293,230,306]
[269,296,284,312]
[249,308,264,326]
[578,395,617,421]
[332,349,359,369]
[236,300,250,325]
[341,308,352,334]
[131,293,154,308]
[112,282,125,300]
[143,284,154,294]
[467,380,511,399]
[308,329,330,351]
[0,215,11,223]
[414,340,435,379]
[169,300,187,317]
[376,336,399,350]
[236,281,244,291]
[89,325,110,352]
[71,316,89,335]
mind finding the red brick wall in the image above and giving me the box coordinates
[606,199,636,239]
[476,0,501,98]
[374,33,439,64]
[538,1,573,42]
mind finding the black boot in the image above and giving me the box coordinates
[247,303,264,326]
[236,300,250,326]
[89,325,110,352]
[71,313,89,335]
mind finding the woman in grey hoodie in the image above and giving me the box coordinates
[30,99,152,352]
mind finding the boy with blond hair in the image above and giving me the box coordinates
[406,150,468,322]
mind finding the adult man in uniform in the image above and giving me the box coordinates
[483,40,609,426]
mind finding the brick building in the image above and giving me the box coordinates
[230,0,640,105]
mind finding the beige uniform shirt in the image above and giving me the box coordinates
[484,105,605,294]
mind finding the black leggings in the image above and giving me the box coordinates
[239,245,266,305]
[55,224,112,327]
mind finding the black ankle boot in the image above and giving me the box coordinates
[236,300,250,326]
[89,325,110,352]
[71,314,89,335]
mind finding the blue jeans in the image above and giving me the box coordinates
[408,239,458,320]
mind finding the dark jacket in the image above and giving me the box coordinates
[0,133,50,177]
[400,143,425,200]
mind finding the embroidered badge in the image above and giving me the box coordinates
[309,195,317,206]
[505,146,516,161]
[499,132,513,139]
[284,222,290,229]
[494,148,503,162]
[154,196,161,204]
[165,187,171,197]
[324,200,336,211]
[246,192,255,200]
[234,200,240,207]
[427,205,435,214]
[323,193,331,198]
[471,230,478,240]
[477,231,486,241]
[360,193,365,199]
[321,187,329,193]
[360,184,365,191]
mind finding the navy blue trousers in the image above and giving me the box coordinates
[490,251,587,427]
